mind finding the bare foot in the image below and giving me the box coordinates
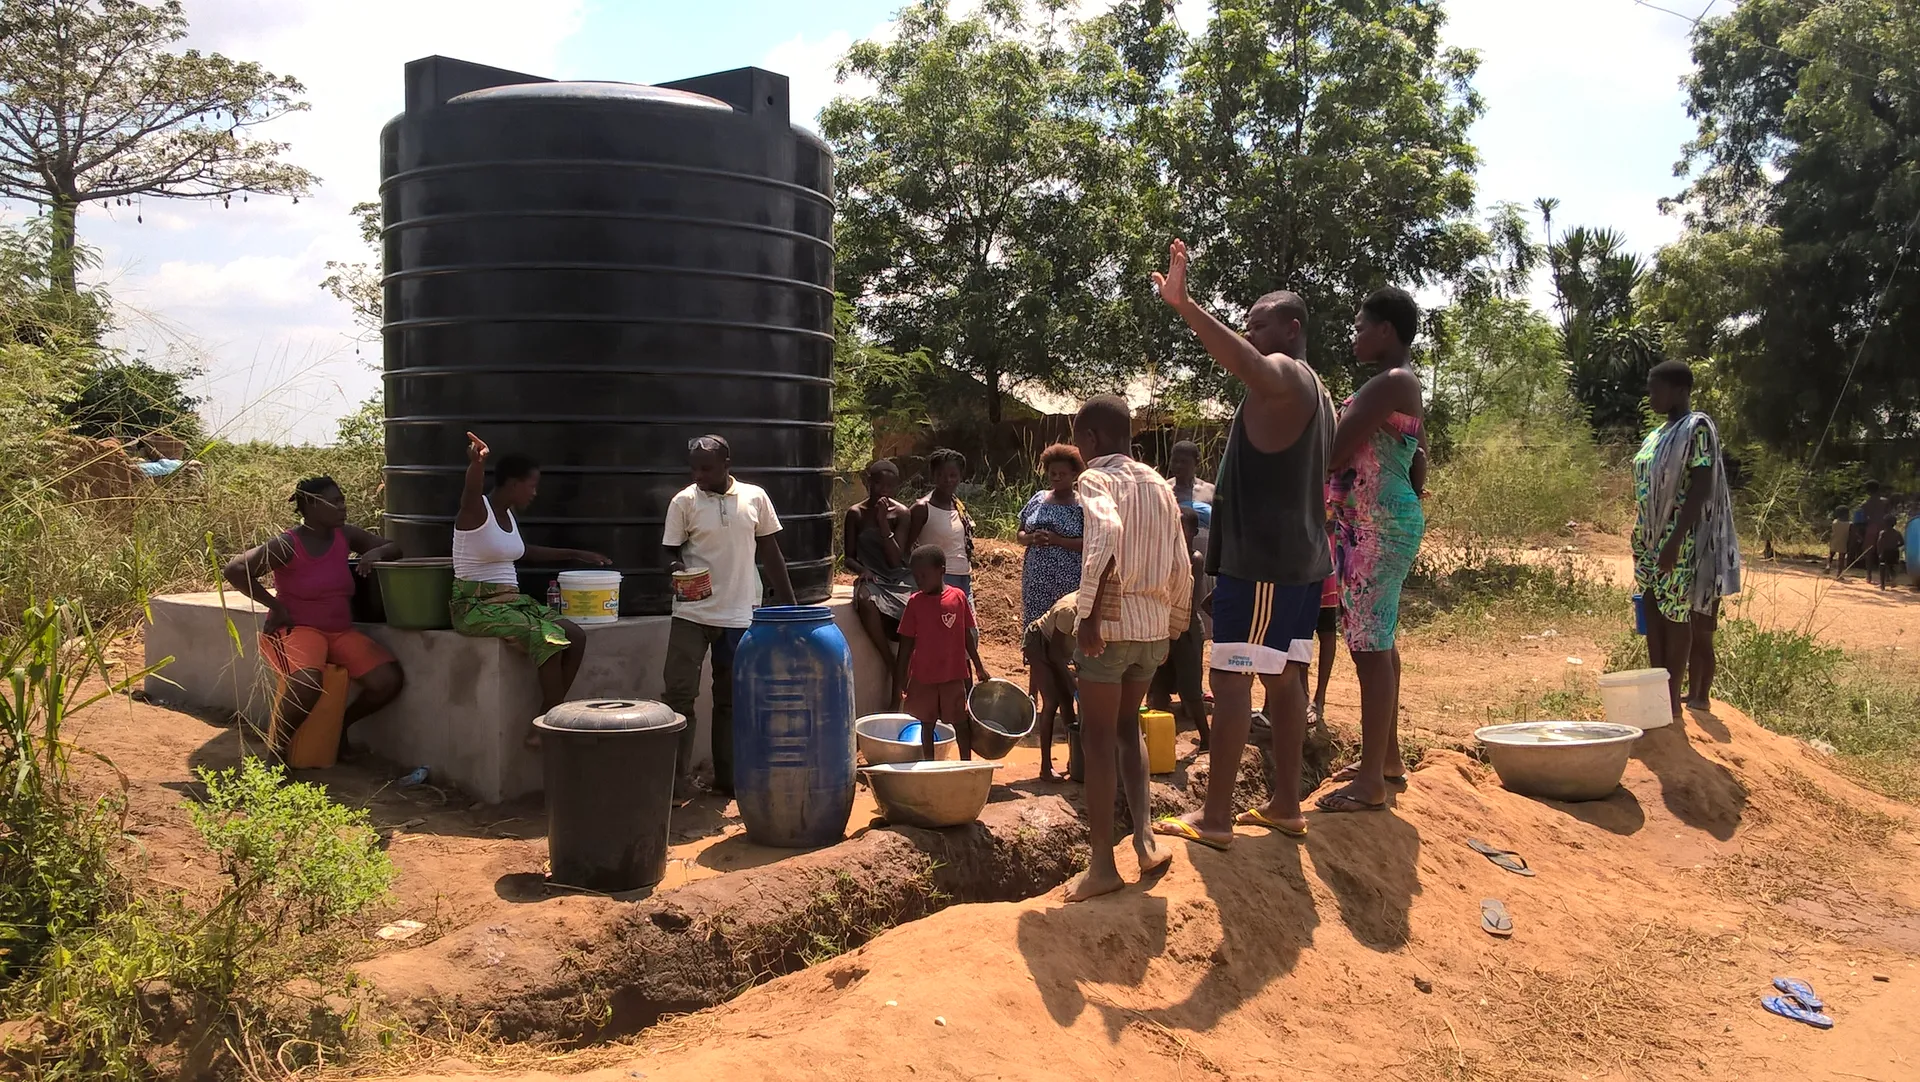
[1135,834,1173,876]
[1064,866,1125,903]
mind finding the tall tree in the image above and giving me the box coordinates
[823,0,1128,423]
[0,0,313,290]
[1165,0,1484,389]
[1672,0,1920,454]
[1550,225,1663,436]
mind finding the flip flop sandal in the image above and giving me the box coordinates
[1762,995,1834,1029]
[1235,808,1308,838]
[1467,838,1535,877]
[1314,789,1386,814]
[1773,977,1825,1010]
[1152,817,1232,851]
[1480,898,1513,938]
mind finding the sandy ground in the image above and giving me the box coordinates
[57,535,1920,1081]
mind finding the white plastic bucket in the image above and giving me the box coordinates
[557,570,621,625]
[1597,668,1671,730]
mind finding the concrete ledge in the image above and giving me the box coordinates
[143,588,889,804]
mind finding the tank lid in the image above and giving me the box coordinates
[537,699,685,733]
[448,80,733,112]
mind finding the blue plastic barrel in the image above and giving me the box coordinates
[732,605,856,847]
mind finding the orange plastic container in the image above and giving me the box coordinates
[275,665,349,769]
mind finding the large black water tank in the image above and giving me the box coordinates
[380,56,835,614]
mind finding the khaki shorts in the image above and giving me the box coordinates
[1074,639,1170,685]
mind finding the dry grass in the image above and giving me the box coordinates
[1410,923,1740,1082]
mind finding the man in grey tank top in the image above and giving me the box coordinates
[1149,239,1334,850]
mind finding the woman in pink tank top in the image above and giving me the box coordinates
[223,477,408,760]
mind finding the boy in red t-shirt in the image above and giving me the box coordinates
[894,545,990,760]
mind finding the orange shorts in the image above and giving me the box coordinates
[261,626,393,679]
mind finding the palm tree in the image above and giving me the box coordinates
[1551,226,1665,434]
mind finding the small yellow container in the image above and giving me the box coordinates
[1141,709,1176,774]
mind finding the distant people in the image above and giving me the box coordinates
[1166,439,1216,507]
[844,460,915,701]
[1632,362,1742,718]
[1320,287,1429,813]
[1860,482,1892,585]
[1165,439,1216,642]
[1018,443,1085,777]
[223,476,405,761]
[1149,239,1332,851]
[1025,589,1080,782]
[661,435,796,795]
[1017,443,1086,627]
[1150,505,1211,749]
[1065,394,1188,902]
[1827,507,1851,576]
[893,546,989,761]
[907,447,976,598]
[1873,513,1904,591]
[451,432,611,748]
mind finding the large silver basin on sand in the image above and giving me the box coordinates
[861,760,1000,828]
[1473,721,1643,802]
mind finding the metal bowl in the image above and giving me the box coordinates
[854,713,957,766]
[1474,721,1644,802]
[861,761,1001,829]
[966,679,1036,760]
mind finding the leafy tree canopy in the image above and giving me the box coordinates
[0,0,313,289]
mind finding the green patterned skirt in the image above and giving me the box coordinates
[449,579,571,665]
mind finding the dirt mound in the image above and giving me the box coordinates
[359,796,1088,1043]
[378,704,1920,1082]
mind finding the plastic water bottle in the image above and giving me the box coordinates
[399,767,429,788]
[546,578,562,612]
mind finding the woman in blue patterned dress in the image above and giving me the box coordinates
[1017,443,1085,781]
[1018,444,1086,623]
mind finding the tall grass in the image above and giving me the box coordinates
[0,439,380,632]
[0,604,159,982]
[1428,417,1627,542]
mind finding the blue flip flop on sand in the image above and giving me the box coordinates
[1762,995,1833,1030]
[1773,977,1824,1010]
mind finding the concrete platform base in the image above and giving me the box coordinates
[142,589,890,804]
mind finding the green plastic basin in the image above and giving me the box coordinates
[373,558,455,630]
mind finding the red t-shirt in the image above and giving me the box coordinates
[898,585,975,684]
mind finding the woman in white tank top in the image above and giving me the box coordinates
[907,448,975,597]
[448,432,613,748]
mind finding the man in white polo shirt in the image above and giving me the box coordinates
[661,435,795,796]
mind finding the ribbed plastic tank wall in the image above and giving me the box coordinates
[380,56,835,614]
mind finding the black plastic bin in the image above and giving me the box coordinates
[534,699,685,892]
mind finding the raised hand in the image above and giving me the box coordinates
[1151,238,1192,310]
[466,431,490,464]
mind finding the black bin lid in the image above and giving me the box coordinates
[536,699,684,733]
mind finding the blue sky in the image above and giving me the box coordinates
[2,0,1717,443]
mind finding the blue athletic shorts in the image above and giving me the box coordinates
[1210,575,1321,673]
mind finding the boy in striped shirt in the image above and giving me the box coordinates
[1065,396,1191,903]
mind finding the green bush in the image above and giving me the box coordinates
[1428,417,1622,543]
[0,605,155,982]
[28,759,393,1081]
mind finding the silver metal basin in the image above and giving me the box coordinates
[1474,721,1643,802]
[855,713,956,766]
[966,679,1036,760]
[862,761,1001,829]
